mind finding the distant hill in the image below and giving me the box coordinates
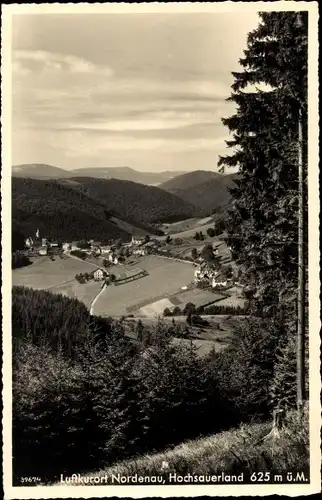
[12,164,71,179]
[70,167,186,185]
[160,170,221,191]
[68,177,204,225]
[12,164,186,186]
[160,171,237,215]
[12,177,131,243]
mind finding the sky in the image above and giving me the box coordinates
[12,11,260,172]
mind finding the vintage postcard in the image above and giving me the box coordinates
[1,1,320,498]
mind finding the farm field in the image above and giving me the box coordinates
[50,280,102,308]
[12,255,98,290]
[92,255,195,317]
[168,222,217,240]
[207,287,246,307]
[161,218,200,233]
[139,288,226,316]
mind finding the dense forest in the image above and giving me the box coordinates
[12,177,131,243]
[170,174,238,214]
[13,286,291,483]
[12,176,202,242]
[68,177,204,224]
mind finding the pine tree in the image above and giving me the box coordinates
[219,12,307,319]
[218,12,308,413]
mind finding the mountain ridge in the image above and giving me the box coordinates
[160,171,237,215]
[12,163,187,185]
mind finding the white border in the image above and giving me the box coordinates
[2,2,320,498]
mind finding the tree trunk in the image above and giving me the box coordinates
[296,107,306,412]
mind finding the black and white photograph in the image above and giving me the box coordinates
[1,2,320,498]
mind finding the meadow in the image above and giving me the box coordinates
[92,256,195,317]
[50,280,102,308]
[12,255,98,290]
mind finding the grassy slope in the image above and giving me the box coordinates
[75,408,308,483]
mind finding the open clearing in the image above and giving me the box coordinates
[92,255,195,317]
[12,255,98,290]
[207,287,247,308]
[123,314,246,356]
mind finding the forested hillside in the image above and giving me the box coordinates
[160,170,221,191]
[171,174,237,214]
[13,286,302,483]
[12,177,131,243]
[69,177,204,224]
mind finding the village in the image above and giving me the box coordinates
[19,218,246,321]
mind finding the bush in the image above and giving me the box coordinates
[70,250,87,260]
[77,239,91,249]
[12,251,32,269]
[206,227,215,238]
[183,302,196,315]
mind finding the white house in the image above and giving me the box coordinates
[41,238,48,247]
[25,237,33,248]
[93,268,109,281]
[133,248,146,256]
[131,235,145,245]
[62,242,70,251]
[101,246,112,254]
[212,276,228,288]
[39,247,47,256]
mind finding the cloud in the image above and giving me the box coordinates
[11,46,235,171]
[13,49,114,76]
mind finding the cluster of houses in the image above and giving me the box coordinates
[24,229,160,262]
[194,261,231,289]
[25,234,60,256]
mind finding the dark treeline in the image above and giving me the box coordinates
[164,303,250,317]
[12,251,32,269]
[12,286,287,484]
